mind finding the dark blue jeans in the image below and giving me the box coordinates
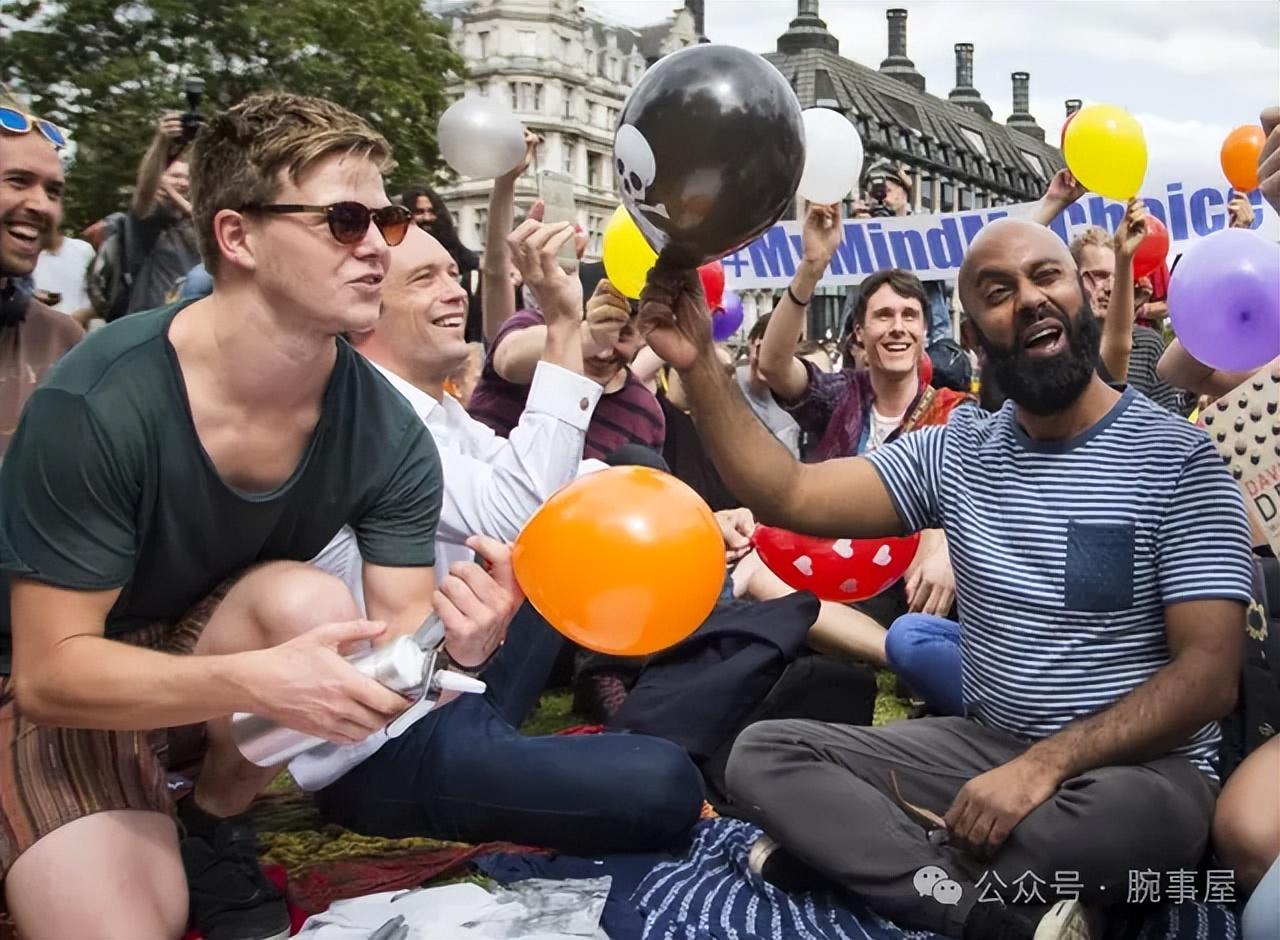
[316,603,705,854]
[884,613,964,717]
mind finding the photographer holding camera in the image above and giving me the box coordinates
[102,79,204,317]
[845,160,953,349]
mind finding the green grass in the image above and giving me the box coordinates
[520,689,581,736]
[518,668,914,739]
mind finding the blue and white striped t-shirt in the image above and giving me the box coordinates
[867,388,1253,776]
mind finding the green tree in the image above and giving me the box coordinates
[1,0,464,229]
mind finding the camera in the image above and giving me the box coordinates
[866,179,895,218]
[179,76,206,146]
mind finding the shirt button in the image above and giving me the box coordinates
[579,397,590,411]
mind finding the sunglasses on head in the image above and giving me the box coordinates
[0,107,68,150]
[241,202,412,247]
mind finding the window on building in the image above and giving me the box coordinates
[1020,149,1046,178]
[478,31,490,58]
[560,36,572,65]
[517,30,537,57]
[940,181,955,213]
[474,208,488,244]
[606,107,619,130]
[959,188,974,211]
[960,127,988,157]
[476,80,488,97]
[534,84,543,112]
[562,139,575,175]
[509,82,519,112]
[588,213,605,256]
[563,93,574,120]
[588,152,603,190]
[510,82,541,113]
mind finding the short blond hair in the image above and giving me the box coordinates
[190,93,396,275]
[1068,226,1112,267]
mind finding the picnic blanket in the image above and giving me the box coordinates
[633,818,1242,940]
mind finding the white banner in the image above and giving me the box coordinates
[722,178,1278,289]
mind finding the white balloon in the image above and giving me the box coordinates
[796,108,864,205]
[438,96,527,180]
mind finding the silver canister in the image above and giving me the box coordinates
[230,635,428,767]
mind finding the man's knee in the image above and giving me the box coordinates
[725,719,815,809]
[629,739,705,841]
[883,617,918,672]
[1013,762,1213,872]
[238,562,359,647]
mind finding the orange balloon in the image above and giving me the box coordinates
[511,466,724,656]
[1221,125,1265,192]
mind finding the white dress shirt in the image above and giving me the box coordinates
[293,360,604,790]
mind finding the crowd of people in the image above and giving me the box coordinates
[0,80,1277,940]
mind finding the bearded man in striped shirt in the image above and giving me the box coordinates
[639,218,1253,940]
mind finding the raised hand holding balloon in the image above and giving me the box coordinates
[752,525,921,603]
[438,97,527,180]
[614,44,804,268]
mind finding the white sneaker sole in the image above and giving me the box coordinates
[1034,900,1092,940]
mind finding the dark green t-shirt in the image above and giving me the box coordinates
[0,302,442,672]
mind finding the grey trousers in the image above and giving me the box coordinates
[726,717,1218,937]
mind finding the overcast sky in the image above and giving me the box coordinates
[589,0,1280,184]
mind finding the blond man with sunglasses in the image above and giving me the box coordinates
[0,94,513,940]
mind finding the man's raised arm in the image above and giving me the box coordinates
[639,264,907,539]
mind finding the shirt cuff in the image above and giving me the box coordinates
[526,361,603,433]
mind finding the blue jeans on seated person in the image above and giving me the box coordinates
[884,613,963,717]
[315,602,705,854]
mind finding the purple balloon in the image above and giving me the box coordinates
[1168,228,1280,372]
[721,290,744,321]
[712,302,744,342]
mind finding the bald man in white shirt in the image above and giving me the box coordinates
[300,215,704,853]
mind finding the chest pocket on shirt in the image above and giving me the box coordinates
[1064,521,1135,612]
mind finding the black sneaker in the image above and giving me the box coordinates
[180,812,290,940]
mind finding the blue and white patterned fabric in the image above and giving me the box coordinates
[635,819,1241,940]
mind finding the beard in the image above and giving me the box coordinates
[973,295,1101,417]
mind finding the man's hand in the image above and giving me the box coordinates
[507,208,581,327]
[944,755,1061,858]
[245,619,413,745]
[583,278,632,350]
[716,507,757,563]
[1044,168,1086,211]
[1113,198,1148,260]
[1227,191,1255,229]
[436,536,524,669]
[1260,107,1280,217]
[800,203,842,275]
[638,263,713,372]
[905,538,955,616]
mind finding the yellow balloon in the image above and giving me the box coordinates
[602,206,658,299]
[1063,104,1148,201]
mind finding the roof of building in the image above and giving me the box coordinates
[766,11,1063,200]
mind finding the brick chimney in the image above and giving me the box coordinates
[879,9,925,92]
[947,43,991,120]
[777,0,839,55]
[1006,71,1044,141]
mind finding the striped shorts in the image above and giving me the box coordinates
[0,585,229,877]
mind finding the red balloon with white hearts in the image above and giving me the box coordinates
[752,526,921,602]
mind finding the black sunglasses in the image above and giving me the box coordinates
[241,202,412,247]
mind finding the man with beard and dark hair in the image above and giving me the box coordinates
[0,103,83,458]
[400,184,481,339]
[637,219,1254,940]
